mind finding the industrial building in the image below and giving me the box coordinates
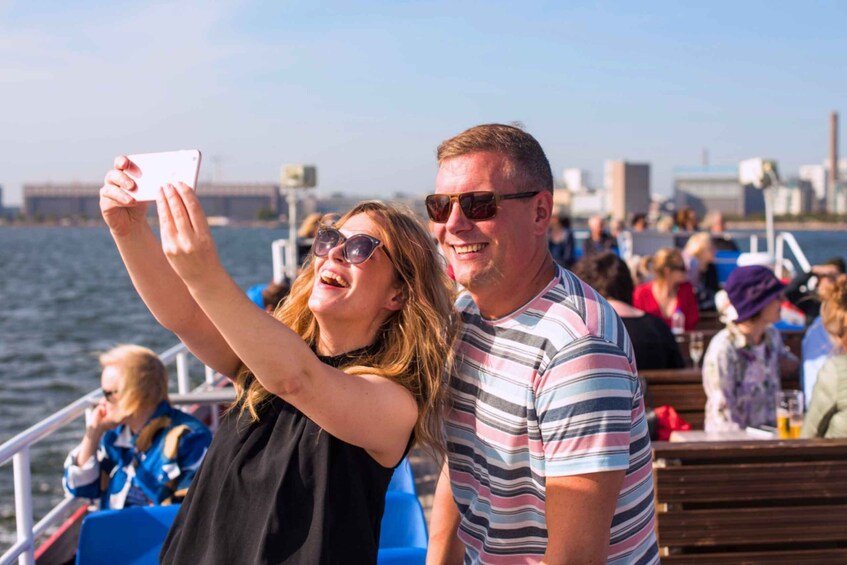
[23,182,281,222]
[606,160,650,221]
[673,165,766,218]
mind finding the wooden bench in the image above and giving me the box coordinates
[652,439,847,563]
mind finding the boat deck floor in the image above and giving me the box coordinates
[409,448,441,523]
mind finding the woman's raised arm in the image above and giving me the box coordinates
[100,156,239,377]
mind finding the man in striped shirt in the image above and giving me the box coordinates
[426,124,659,564]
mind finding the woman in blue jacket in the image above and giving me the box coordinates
[63,344,211,509]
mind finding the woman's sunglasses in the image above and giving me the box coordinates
[424,190,540,223]
[312,227,383,265]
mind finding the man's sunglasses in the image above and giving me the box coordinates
[424,191,540,223]
[312,227,383,265]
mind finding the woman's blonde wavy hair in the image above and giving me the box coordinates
[821,274,847,340]
[234,201,458,456]
[99,344,169,417]
[648,247,685,281]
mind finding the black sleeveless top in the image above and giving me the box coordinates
[160,348,404,564]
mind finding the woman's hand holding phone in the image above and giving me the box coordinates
[100,156,151,237]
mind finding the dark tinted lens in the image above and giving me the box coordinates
[313,229,341,257]
[460,192,497,220]
[344,235,378,264]
[425,195,452,223]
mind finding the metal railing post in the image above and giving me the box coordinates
[13,449,35,565]
[205,365,220,432]
[176,352,190,394]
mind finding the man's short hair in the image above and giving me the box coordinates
[824,256,846,274]
[436,123,553,193]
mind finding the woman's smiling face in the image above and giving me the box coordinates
[308,213,403,325]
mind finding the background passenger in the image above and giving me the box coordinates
[784,257,846,327]
[547,214,575,268]
[682,232,719,311]
[573,253,684,371]
[802,274,847,438]
[260,278,292,313]
[631,212,648,232]
[702,266,799,432]
[582,214,618,256]
[633,248,699,331]
[63,344,211,509]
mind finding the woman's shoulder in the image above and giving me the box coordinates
[821,354,847,378]
[633,281,653,297]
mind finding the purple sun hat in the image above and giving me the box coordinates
[724,265,785,323]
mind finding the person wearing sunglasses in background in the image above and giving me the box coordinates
[99,158,456,564]
[426,124,658,564]
[63,344,211,509]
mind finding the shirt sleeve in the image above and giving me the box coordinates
[534,336,638,477]
[63,445,106,499]
[801,359,838,438]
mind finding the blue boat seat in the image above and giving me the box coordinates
[387,457,417,495]
[76,504,180,565]
[714,250,741,285]
[377,546,427,564]
[379,491,428,550]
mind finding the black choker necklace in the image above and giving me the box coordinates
[313,342,381,368]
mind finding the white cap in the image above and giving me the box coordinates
[736,252,775,269]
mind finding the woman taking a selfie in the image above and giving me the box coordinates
[99,156,456,563]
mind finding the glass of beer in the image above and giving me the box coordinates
[776,390,804,439]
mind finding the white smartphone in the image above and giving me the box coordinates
[124,149,202,202]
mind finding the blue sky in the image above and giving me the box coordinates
[1,1,845,205]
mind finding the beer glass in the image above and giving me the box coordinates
[776,390,804,439]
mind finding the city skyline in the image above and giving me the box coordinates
[1,1,845,206]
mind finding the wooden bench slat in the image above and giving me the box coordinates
[654,439,847,461]
[658,505,847,546]
[661,547,847,565]
[655,460,847,501]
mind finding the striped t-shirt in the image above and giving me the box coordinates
[445,266,658,563]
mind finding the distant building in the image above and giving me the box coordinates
[563,168,590,191]
[23,182,282,221]
[551,188,572,217]
[822,158,847,214]
[673,165,764,217]
[606,160,650,221]
[199,183,280,220]
[773,179,816,216]
[798,164,827,212]
[569,189,609,219]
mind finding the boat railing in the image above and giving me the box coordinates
[0,343,228,565]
